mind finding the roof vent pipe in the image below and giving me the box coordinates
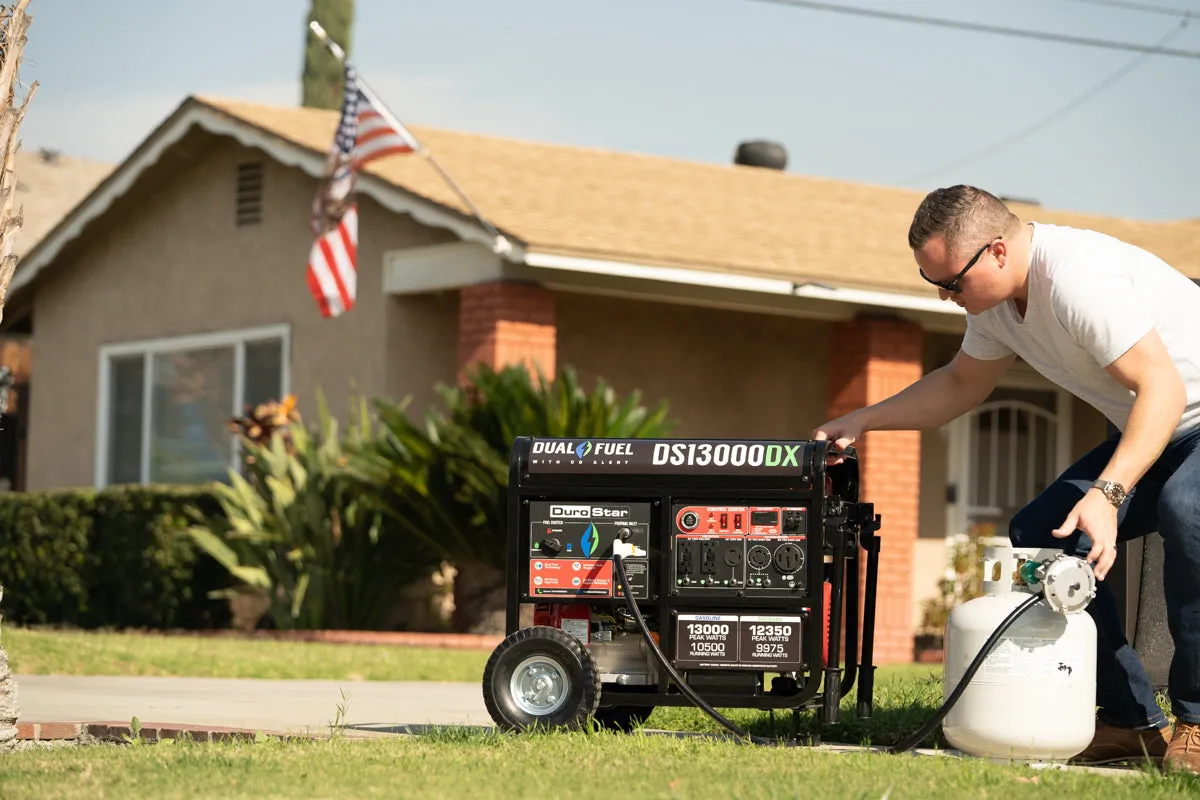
[734,140,787,171]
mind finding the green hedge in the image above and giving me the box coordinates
[0,485,232,630]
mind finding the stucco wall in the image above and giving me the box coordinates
[27,136,457,490]
[556,293,831,438]
[385,290,460,413]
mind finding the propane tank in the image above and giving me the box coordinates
[941,537,1098,762]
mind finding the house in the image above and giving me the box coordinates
[0,148,113,489]
[4,95,1198,661]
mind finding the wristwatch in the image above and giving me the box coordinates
[1091,479,1128,508]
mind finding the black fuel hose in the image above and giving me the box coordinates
[612,554,778,745]
[611,553,1047,754]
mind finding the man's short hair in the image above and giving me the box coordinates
[907,185,1021,258]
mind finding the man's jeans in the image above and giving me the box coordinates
[1008,423,1200,729]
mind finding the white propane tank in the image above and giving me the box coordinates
[941,536,1098,762]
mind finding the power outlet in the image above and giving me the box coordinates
[677,540,696,576]
[701,542,717,574]
[774,543,804,574]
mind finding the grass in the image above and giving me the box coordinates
[2,626,1172,749]
[4,729,1199,799]
[2,626,491,683]
[3,627,1196,795]
[0,626,1082,752]
[646,664,950,748]
[4,626,943,745]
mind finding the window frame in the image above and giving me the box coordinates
[94,323,291,488]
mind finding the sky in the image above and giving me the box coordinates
[17,0,1200,222]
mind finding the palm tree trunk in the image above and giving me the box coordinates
[0,3,37,748]
[0,632,17,751]
[0,0,37,323]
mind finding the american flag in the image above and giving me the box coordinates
[306,63,420,318]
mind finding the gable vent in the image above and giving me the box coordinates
[236,161,264,226]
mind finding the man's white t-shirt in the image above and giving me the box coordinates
[961,222,1200,437]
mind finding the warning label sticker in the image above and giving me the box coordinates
[977,636,1089,681]
[529,558,613,597]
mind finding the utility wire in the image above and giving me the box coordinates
[899,18,1190,186]
[745,0,1200,59]
[1060,0,1196,19]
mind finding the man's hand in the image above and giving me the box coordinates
[813,412,866,464]
[1052,490,1119,580]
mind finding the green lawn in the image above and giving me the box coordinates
[4,730,1198,799]
[2,626,490,682]
[3,626,1196,794]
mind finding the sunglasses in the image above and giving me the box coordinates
[919,236,1001,294]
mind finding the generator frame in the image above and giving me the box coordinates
[486,436,882,739]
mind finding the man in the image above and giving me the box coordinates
[813,185,1200,772]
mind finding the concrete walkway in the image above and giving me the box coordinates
[14,674,493,737]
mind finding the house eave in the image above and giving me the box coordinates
[382,243,966,333]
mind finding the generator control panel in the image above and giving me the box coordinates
[528,500,652,601]
[672,503,808,595]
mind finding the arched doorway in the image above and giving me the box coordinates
[945,385,1072,539]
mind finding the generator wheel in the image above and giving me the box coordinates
[592,704,654,732]
[482,626,601,732]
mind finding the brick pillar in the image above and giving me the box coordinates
[457,281,556,383]
[828,316,924,664]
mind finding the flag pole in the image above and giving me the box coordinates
[308,21,513,257]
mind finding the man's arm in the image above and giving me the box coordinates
[1052,328,1185,579]
[1096,328,1186,491]
[861,349,1014,431]
[813,349,1013,452]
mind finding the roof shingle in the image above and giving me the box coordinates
[12,148,113,258]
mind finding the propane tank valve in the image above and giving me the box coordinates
[1027,554,1097,615]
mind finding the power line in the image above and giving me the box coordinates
[1060,0,1197,19]
[745,0,1200,59]
[900,18,1191,186]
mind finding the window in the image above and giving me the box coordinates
[97,325,290,487]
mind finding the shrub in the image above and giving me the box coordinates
[185,394,441,631]
[0,486,231,630]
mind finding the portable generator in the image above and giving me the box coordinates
[481,436,882,741]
